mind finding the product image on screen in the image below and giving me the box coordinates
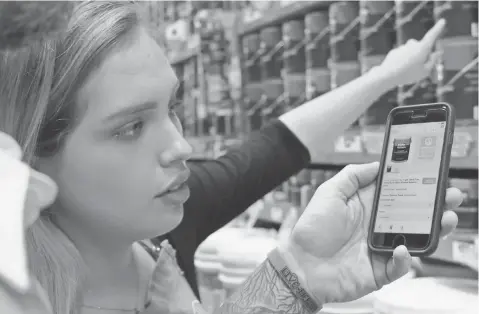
[374,121,446,235]
[391,138,412,162]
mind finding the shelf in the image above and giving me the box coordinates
[238,1,335,36]
[187,123,478,172]
[310,123,478,171]
[168,35,200,66]
[169,47,197,66]
[430,229,478,272]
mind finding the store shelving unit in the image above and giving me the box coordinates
[237,1,335,36]
[432,229,478,270]
[168,34,200,66]
[232,0,479,275]
[190,124,478,171]
[310,124,478,170]
[169,47,198,65]
[167,0,478,276]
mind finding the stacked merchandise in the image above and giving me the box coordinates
[171,63,186,128]
[186,4,478,312]
[254,169,341,225]
[396,0,437,106]
[257,26,284,128]
[329,1,361,127]
[282,19,307,111]
[238,1,478,130]
[448,178,478,231]
[242,33,263,130]
[167,2,249,156]
[167,1,478,161]
[434,1,478,121]
[372,276,477,314]
[359,1,397,126]
[196,10,233,137]
[194,227,278,312]
[182,59,200,138]
[305,11,331,101]
[286,169,312,217]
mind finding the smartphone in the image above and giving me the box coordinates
[368,103,455,256]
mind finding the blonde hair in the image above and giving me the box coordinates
[24,2,147,314]
[0,39,55,163]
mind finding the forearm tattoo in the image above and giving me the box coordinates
[215,260,310,314]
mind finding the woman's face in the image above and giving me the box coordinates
[38,28,193,241]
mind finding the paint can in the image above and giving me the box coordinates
[360,1,396,56]
[330,1,360,62]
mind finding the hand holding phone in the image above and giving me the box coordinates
[368,103,456,256]
[276,154,461,306]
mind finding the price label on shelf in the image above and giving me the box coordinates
[187,34,200,50]
[452,239,478,271]
[334,135,363,153]
[451,131,473,158]
[269,206,284,223]
[361,131,384,155]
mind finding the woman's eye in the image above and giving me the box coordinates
[114,120,145,140]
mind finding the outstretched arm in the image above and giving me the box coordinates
[280,66,393,162]
[280,20,445,162]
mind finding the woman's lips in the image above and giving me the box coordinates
[156,182,190,204]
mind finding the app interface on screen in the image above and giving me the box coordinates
[375,121,446,234]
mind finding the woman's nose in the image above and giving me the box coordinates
[159,132,193,166]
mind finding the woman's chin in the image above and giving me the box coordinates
[149,206,184,236]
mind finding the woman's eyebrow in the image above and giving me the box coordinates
[103,101,157,123]
[103,79,180,122]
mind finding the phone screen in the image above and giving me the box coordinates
[372,109,448,249]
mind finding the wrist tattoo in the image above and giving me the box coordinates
[268,248,319,313]
[215,260,309,314]
[278,266,318,312]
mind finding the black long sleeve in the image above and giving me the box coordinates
[155,119,311,298]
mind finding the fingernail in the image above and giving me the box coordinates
[442,235,449,241]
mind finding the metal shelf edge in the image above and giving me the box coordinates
[310,124,478,170]
[169,47,198,66]
[429,230,478,271]
[238,1,335,36]
[188,124,478,171]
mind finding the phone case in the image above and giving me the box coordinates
[367,103,456,257]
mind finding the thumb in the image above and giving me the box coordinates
[386,245,412,283]
[321,162,380,199]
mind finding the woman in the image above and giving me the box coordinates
[3,1,456,314]
[0,0,446,301]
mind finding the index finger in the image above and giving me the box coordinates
[420,19,446,49]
